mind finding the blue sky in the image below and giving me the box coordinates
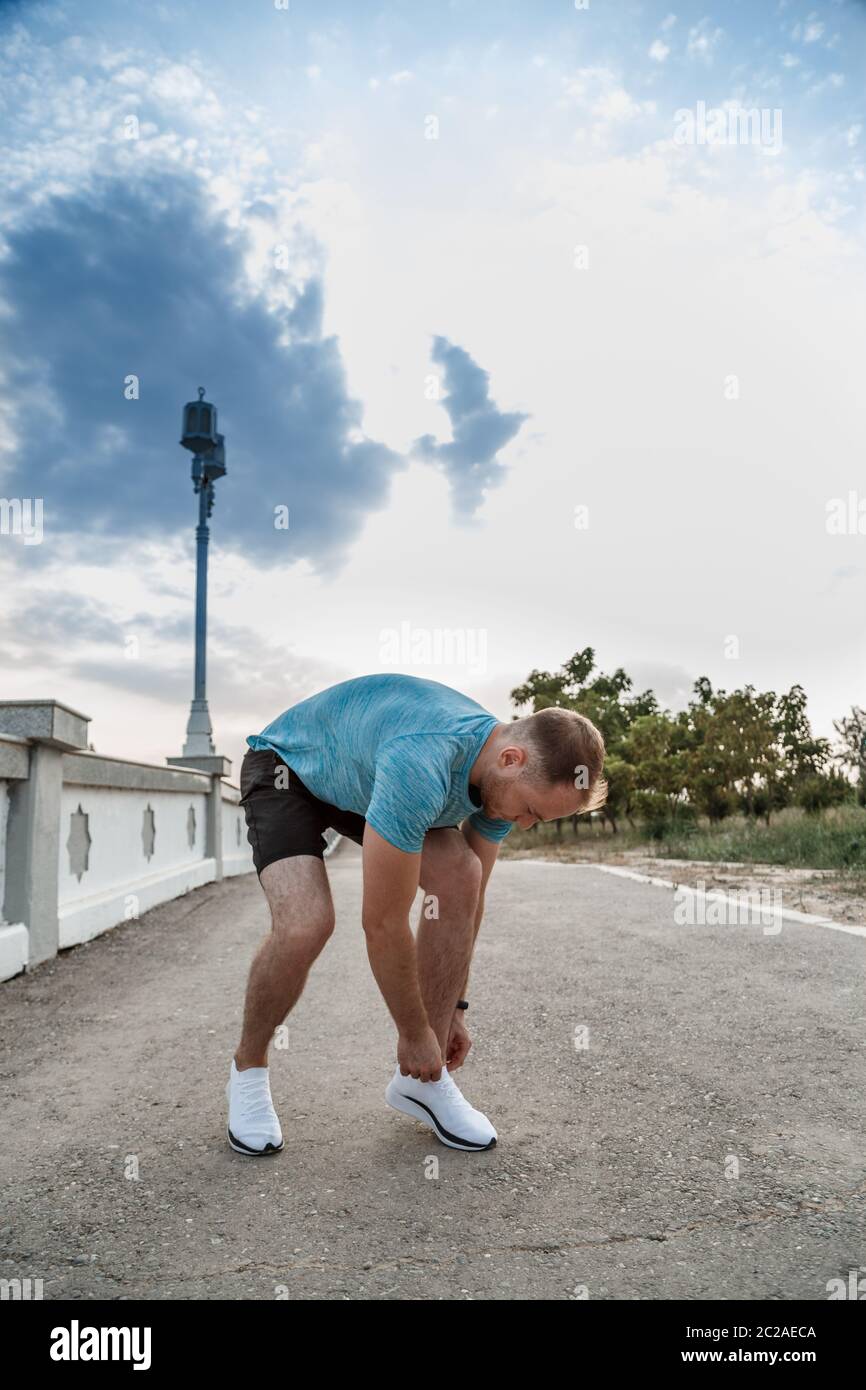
[1,0,865,770]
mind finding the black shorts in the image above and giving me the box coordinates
[239,745,463,876]
[239,746,367,875]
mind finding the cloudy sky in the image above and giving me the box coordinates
[1,0,865,773]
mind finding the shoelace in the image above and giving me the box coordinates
[435,1072,472,1110]
[237,1073,274,1117]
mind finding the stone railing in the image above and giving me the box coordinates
[0,700,253,982]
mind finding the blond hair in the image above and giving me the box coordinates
[512,706,608,813]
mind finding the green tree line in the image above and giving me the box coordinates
[511,648,858,837]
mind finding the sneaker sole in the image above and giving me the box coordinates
[385,1090,496,1152]
[226,1126,284,1157]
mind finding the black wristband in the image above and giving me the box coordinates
[456,999,469,1011]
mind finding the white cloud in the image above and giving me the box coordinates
[111,65,149,87]
[0,34,250,229]
[781,53,799,68]
[648,40,670,63]
[687,18,724,63]
[807,71,846,98]
[562,67,656,135]
[803,20,824,44]
[389,70,413,84]
[596,87,643,121]
[152,63,215,111]
[661,13,677,31]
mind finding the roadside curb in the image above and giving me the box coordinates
[512,858,866,939]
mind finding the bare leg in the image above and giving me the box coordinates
[235,855,335,1070]
[415,829,482,1057]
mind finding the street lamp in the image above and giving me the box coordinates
[168,388,230,774]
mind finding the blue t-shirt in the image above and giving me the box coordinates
[247,673,514,854]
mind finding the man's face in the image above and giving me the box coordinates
[477,752,586,830]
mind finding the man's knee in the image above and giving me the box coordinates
[271,902,335,955]
[260,855,335,956]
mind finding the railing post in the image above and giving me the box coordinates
[166,753,231,884]
[207,774,224,882]
[0,702,90,969]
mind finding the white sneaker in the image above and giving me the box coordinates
[226,1059,284,1156]
[385,1065,497,1151]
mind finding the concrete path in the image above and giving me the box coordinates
[1,843,863,1301]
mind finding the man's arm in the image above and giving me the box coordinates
[361,824,443,1080]
[459,823,501,996]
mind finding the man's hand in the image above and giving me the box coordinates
[445,1011,472,1070]
[398,1025,443,1082]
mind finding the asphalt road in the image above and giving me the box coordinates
[1,842,863,1301]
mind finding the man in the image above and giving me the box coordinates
[227,672,606,1156]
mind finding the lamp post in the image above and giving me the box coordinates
[167,389,231,779]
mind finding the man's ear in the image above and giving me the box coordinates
[499,743,527,771]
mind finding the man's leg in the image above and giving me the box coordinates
[415,828,482,1059]
[235,855,336,1069]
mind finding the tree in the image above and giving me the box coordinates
[682,679,831,825]
[776,684,831,792]
[833,705,866,805]
[620,712,688,817]
[796,771,850,814]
